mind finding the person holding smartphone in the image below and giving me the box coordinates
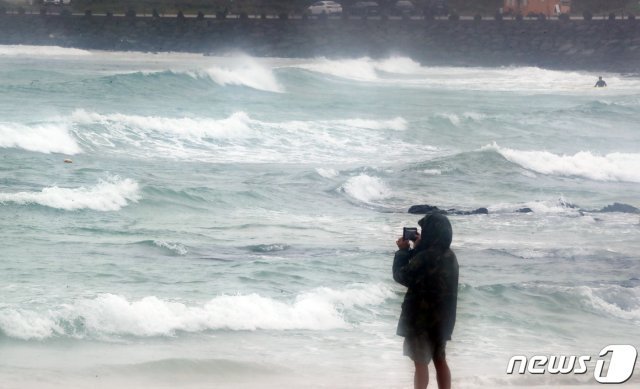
[393,213,459,389]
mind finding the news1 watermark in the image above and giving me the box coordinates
[507,345,638,384]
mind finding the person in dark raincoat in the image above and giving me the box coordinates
[393,213,459,389]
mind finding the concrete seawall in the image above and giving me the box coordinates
[1,14,639,73]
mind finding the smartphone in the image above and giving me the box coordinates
[403,227,418,241]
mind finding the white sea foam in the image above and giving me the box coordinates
[153,240,188,256]
[292,59,640,92]
[488,199,579,215]
[181,57,283,92]
[423,169,442,175]
[578,285,640,323]
[295,57,381,81]
[72,109,254,139]
[70,110,428,163]
[334,117,407,131]
[316,168,339,179]
[484,142,640,183]
[0,177,140,211]
[202,67,282,93]
[341,174,391,204]
[375,57,424,74]
[292,56,427,82]
[0,44,92,57]
[0,123,82,154]
[0,284,393,340]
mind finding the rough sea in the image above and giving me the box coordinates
[0,45,639,388]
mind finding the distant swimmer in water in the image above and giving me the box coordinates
[594,76,607,88]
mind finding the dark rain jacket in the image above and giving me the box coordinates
[393,213,459,341]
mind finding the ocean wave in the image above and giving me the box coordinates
[0,44,92,57]
[196,60,283,93]
[435,112,488,126]
[152,240,188,256]
[72,109,254,140]
[340,174,392,204]
[0,177,140,211]
[291,60,640,92]
[291,56,425,82]
[246,243,290,253]
[0,284,393,340]
[0,122,82,155]
[577,285,640,322]
[122,56,284,92]
[69,110,426,163]
[483,142,640,183]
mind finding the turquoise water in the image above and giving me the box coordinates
[1,46,639,388]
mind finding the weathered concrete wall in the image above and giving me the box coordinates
[0,15,639,72]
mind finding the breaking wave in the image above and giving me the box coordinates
[577,285,640,322]
[198,61,283,93]
[0,122,82,155]
[0,177,140,211]
[158,56,283,92]
[340,174,392,204]
[291,56,425,82]
[484,142,640,183]
[0,284,394,340]
[72,109,254,139]
[68,110,425,163]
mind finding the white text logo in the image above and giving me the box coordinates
[506,345,637,384]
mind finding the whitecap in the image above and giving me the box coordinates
[0,122,82,155]
[181,57,283,92]
[483,142,640,183]
[0,177,140,211]
[316,168,339,179]
[153,240,188,256]
[72,109,254,139]
[340,174,391,204]
[0,284,394,339]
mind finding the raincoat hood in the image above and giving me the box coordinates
[417,213,452,250]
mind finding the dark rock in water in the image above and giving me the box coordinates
[598,202,639,214]
[408,205,488,215]
[408,205,446,214]
[447,207,489,215]
[408,202,639,216]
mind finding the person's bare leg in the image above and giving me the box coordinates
[414,361,428,389]
[434,357,451,389]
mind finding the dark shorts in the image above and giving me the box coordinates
[403,334,446,364]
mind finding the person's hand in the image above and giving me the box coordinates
[413,232,421,248]
[396,237,410,250]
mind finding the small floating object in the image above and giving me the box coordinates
[64,159,73,164]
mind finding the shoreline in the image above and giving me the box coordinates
[0,15,639,74]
